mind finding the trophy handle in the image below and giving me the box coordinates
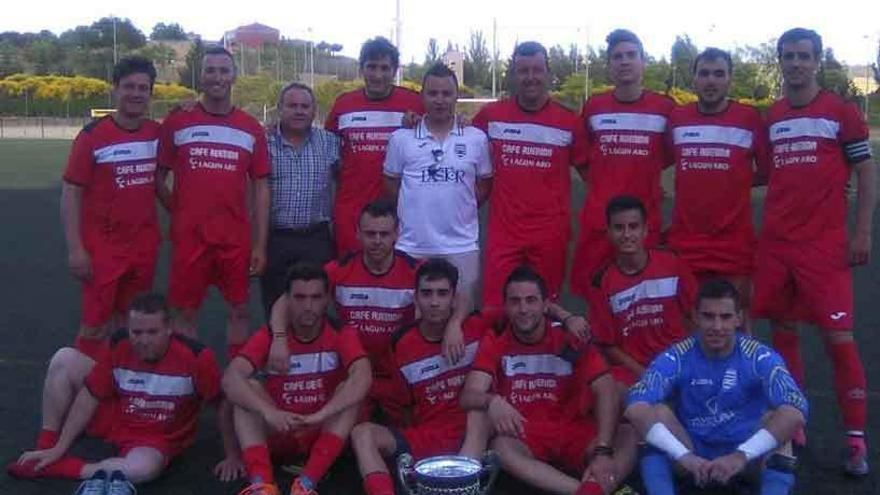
[396,453,417,495]
[479,450,500,495]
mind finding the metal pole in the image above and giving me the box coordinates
[584,27,590,101]
[113,17,118,64]
[395,0,402,85]
[492,17,497,98]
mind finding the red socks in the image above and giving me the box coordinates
[243,444,274,484]
[363,471,395,495]
[227,342,245,361]
[771,329,804,385]
[36,429,59,449]
[826,338,867,432]
[7,455,85,480]
[302,432,345,483]
[576,480,604,495]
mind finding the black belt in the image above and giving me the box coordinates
[271,222,329,236]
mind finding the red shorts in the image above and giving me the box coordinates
[521,419,597,474]
[482,229,567,309]
[168,234,250,309]
[267,428,321,463]
[609,365,639,387]
[81,248,158,327]
[396,423,463,460]
[366,376,408,425]
[751,240,853,329]
[666,234,755,278]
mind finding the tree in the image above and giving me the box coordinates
[178,37,204,90]
[0,41,24,77]
[150,22,188,41]
[820,48,859,100]
[425,38,440,65]
[872,38,880,91]
[670,34,698,89]
[548,44,575,90]
[465,30,490,89]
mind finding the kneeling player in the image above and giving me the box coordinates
[351,258,489,495]
[625,279,807,495]
[461,266,637,495]
[10,293,238,493]
[224,263,371,495]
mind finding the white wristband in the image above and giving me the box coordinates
[736,428,778,461]
[646,423,691,460]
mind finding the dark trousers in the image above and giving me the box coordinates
[260,223,334,318]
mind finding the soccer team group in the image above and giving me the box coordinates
[4,23,876,495]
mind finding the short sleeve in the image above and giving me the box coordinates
[194,348,222,403]
[157,114,178,170]
[587,283,619,346]
[84,354,117,400]
[324,102,341,134]
[839,102,871,164]
[626,347,681,407]
[63,131,95,186]
[754,344,809,419]
[236,327,272,372]
[475,131,493,178]
[471,107,489,134]
[471,332,501,379]
[337,325,368,369]
[382,131,405,177]
[249,129,271,179]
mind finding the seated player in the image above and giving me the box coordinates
[351,258,490,495]
[625,278,807,495]
[224,262,372,495]
[460,266,637,495]
[9,292,238,493]
[588,195,697,390]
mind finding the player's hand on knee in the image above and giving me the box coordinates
[263,408,299,433]
[18,447,63,471]
[677,452,710,487]
[68,248,92,282]
[213,455,246,482]
[487,396,525,438]
[706,452,747,485]
[586,454,618,492]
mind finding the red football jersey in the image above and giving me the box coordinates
[325,251,419,372]
[85,332,221,457]
[63,116,161,251]
[588,250,697,366]
[324,87,423,209]
[763,90,871,244]
[580,91,675,233]
[238,322,367,415]
[158,104,270,244]
[471,98,588,241]
[391,316,489,428]
[666,101,770,274]
[471,321,607,422]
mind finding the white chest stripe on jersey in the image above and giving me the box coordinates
[609,277,680,314]
[173,125,256,153]
[501,353,573,377]
[672,125,753,149]
[769,117,839,142]
[589,113,667,133]
[113,368,195,397]
[277,351,340,376]
[335,285,414,309]
[94,140,158,164]
[399,341,479,385]
[338,111,406,130]
[487,121,573,147]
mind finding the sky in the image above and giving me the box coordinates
[1,0,878,66]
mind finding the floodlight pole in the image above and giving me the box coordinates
[113,16,118,64]
[395,0,402,85]
[492,18,497,98]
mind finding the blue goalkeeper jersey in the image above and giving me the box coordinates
[627,334,808,447]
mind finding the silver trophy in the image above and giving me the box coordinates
[397,452,500,495]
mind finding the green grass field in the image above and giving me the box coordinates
[0,137,878,494]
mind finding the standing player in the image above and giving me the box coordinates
[61,56,161,359]
[225,263,371,495]
[626,279,806,495]
[325,37,423,255]
[268,200,420,424]
[461,266,637,495]
[350,259,489,495]
[472,41,588,311]
[572,29,675,298]
[666,48,770,329]
[589,196,697,390]
[157,46,270,358]
[752,28,876,475]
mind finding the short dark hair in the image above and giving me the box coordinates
[696,278,740,310]
[285,262,329,293]
[605,195,647,225]
[359,37,399,70]
[128,292,169,322]
[277,81,315,108]
[359,198,399,226]
[112,56,157,88]
[605,29,645,60]
[511,41,549,70]
[503,265,547,301]
[422,62,459,89]
[777,28,823,59]
[203,45,235,63]
[693,47,733,75]
[415,258,459,292]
